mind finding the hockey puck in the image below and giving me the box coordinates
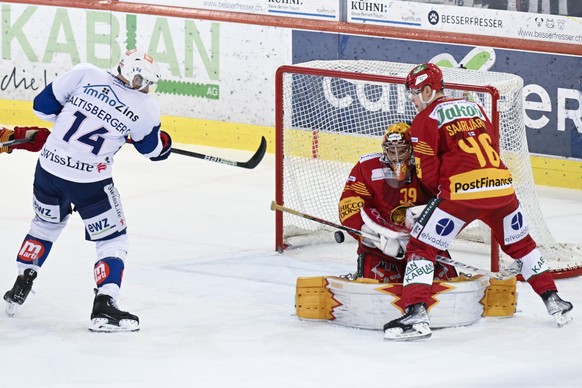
[334,231,345,243]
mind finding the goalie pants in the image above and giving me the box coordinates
[357,244,457,283]
[401,196,557,308]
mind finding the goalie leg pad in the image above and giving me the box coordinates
[481,277,517,317]
[295,275,491,330]
[295,277,341,320]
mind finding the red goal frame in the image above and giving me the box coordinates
[274,65,505,270]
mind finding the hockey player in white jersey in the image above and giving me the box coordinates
[3,49,172,332]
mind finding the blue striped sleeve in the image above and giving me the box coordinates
[132,124,162,156]
[33,83,64,117]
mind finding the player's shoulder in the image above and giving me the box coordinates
[132,93,161,119]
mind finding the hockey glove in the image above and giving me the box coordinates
[12,127,51,152]
[0,126,50,153]
[0,128,12,153]
[361,207,410,259]
[150,130,172,161]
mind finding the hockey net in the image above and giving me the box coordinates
[274,60,582,279]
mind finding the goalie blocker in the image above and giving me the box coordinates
[295,274,517,330]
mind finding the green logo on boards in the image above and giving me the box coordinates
[1,5,220,100]
[431,47,496,71]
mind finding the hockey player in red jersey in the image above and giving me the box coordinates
[339,122,457,284]
[383,63,573,341]
[0,127,50,154]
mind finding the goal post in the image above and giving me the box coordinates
[274,60,582,279]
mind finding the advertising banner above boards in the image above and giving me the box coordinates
[400,0,582,17]
[117,0,341,21]
[0,3,290,129]
[292,31,582,159]
[0,2,579,170]
[347,0,582,45]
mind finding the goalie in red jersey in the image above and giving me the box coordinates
[383,63,573,341]
[338,122,457,284]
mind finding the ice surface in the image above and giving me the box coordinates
[1,146,581,388]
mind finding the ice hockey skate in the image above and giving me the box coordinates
[4,268,38,317]
[89,294,140,333]
[542,290,573,327]
[383,302,432,341]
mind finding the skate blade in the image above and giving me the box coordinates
[5,300,17,317]
[554,311,573,328]
[89,318,140,333]
[384,323,432,341]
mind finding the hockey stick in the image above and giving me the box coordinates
[270,201,517,280]
[127,135,267,169]
[0,138,33,147]
[434,255,518,280]
[171,136,267,169]
[270,201,374,241]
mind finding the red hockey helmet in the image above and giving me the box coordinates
[405,63,444,93]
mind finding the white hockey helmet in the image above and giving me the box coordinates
[117,49,160,93]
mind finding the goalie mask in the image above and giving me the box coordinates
[117,49,161,94]
[381,122,413,182]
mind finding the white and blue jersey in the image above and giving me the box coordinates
[34,63,164,183]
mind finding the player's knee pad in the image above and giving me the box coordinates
[29,215,68,242]
[78,185,127,241]
[16,234,53,269]
[94,257,125,288]
[96,234,128,261]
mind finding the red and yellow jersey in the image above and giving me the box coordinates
[338,152,433,235]
[410,97,515,208]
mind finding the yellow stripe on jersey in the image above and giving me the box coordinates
[413,141,435,156]
[346,182,371,197]
[449,168,515,200]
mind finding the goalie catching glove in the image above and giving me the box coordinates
[360,207,410,259]
[0,126,50,154]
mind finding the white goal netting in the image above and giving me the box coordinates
[275,60,582,278]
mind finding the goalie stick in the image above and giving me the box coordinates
[270,201,518,280]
